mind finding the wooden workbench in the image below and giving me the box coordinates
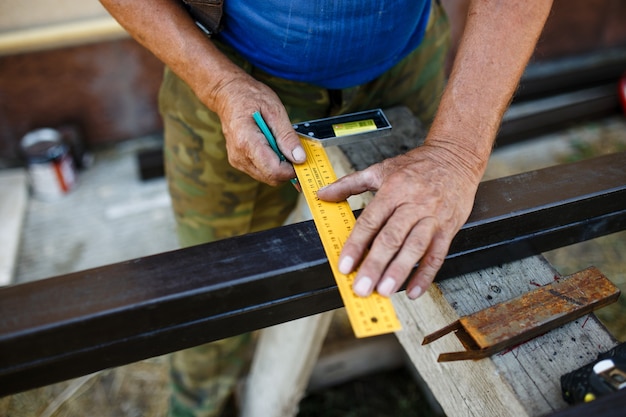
[241,106,618,417]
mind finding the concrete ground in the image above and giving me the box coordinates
[14,135,179,284]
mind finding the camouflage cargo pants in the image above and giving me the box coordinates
[159,2,449,416]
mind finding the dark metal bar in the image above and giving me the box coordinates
[0,151,625,396]
[137,146,165,180]
[516,47,626,102]
[497,83,621,146]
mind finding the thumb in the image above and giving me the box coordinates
[262,111,306,164]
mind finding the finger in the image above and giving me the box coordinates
[405,233,450,299]
[348,203,408,297]
[317,168,380,202]
[279,128,307,164]
[375,217,438,297]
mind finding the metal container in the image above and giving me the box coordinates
[21,128,76,201]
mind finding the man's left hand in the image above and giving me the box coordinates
[316,144,480,299]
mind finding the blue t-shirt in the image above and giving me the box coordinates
[219,0,431,89]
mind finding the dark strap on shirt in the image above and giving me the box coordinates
[182,0,224,36]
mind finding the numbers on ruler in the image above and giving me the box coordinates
[295,137,401,337]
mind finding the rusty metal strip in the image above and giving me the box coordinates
[423,267,621,362]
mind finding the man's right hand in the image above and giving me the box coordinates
[209,73,306,185]
[99,0,305,187]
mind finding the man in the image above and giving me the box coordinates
[100,1,552,415]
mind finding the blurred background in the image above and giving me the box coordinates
[0,1,625,416]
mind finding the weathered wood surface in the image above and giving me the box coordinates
[422,267,619,362]
[394,257,618,417]
[241,312,334,417]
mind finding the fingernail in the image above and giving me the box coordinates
[338,256,354,274]
[377,277,396,297]
[292,146,306,163]
[353,276,373,297]
[408,286,423,300]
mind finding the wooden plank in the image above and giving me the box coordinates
[241,312,334,417]
[307,334,405,392]
[394,256,618,417]
[0,168,28,286]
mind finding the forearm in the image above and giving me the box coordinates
[100,0,306,184]
[99,0,246,113]
[425,0,553,181]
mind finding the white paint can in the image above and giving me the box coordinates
[21,128,76,201]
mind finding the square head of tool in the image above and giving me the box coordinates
[292,109,392,147]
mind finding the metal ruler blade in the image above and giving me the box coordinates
[295,136,402,338]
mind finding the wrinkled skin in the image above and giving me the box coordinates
[317,143,479,299]
[210,73,305,186]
